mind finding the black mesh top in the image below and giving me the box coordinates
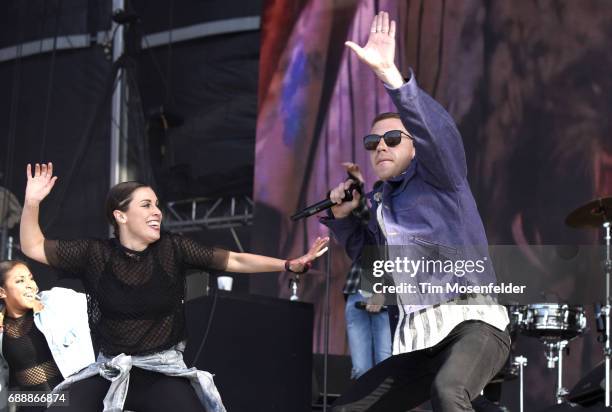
[3,310,63,391]
[43,233,229,356]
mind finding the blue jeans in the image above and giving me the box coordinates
[345,293,392,379]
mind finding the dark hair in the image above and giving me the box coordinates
[105,181,150,237]
[0,260,28,287]
[371,112,401,127]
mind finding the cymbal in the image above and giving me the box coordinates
[566,197,612,228]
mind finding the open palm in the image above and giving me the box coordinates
[289,236,330,273]
[345,11,396,72]
[25,163,57,204]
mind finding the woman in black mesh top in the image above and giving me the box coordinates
[19,163,329,412]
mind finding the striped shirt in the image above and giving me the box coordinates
[376,204,509,354]
[393,296,509,354]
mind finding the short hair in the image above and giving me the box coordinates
[371,112,401,127]
[105,181,150,238]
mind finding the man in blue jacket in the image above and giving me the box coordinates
[322,11,510,412]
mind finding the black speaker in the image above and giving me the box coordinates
[184,270,209,301]
[568,361,610,406]
[184,292,314,412]
[312,354,353,407]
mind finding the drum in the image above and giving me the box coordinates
[521,303,587,341]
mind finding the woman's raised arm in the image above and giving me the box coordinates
[19,163,57,265]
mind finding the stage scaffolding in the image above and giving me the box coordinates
[162,195,254,252]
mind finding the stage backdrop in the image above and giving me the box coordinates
[253,0,612,409]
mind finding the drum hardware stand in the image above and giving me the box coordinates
[566,200,612,407]
[543,340,570,403]
[515,355,527,412]
[604,221,612,407]
[288,276,300,301]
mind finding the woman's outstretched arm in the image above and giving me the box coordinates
[20,162,58,265]
[225,236,329,274]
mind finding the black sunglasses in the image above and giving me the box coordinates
[363,130,412,151]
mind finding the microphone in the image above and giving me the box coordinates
[291,181,361,221]
[354,301,387,311]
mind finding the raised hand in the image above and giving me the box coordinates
[24,163,58,205]
[287,236,330,273]
[342,162,365,184]
[345,11,404,88]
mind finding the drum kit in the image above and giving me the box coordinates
[496,197,612,411]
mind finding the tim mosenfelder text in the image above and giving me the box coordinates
[372,282,526,294]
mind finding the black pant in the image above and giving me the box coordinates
[46,367,205,412]
[331,320,510,412]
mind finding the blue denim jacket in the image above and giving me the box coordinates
[0,287,95,412]
[52,343,226,412]
[321,72,496,305]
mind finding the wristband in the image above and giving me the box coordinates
[285,260,310,274]
[285,260,295,273]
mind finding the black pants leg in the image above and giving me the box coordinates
[124,367,204,412]
[46,375,109,412]
[331,320,510,412]
[45,368,205,412]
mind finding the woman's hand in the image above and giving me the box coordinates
[25,163,57,205]
[287,236,330,273]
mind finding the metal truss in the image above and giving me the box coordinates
[163,195,253,252]
[0,16,260,63]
